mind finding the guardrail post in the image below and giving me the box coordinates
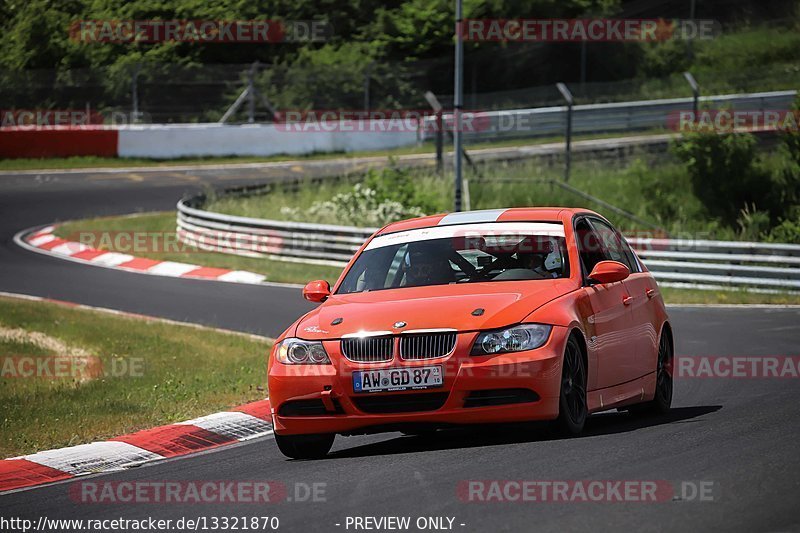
[556,82,574,182]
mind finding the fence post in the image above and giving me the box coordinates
[435,111,444,174]
[424,91,445,174]
[453,0,464,212]
[364,62,374,112]
[247,61,259,123]
[131,63,141,120]
[556,82,574,182]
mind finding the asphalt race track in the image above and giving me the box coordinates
[1,165,799,532]
[0,167,315,336]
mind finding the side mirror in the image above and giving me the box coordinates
[588,260,630,285]
[303,280,331,303]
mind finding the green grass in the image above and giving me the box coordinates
[54,212,343,285]
[206,155,725,237]
[0,130,669,171]
[0,295,272,458]
[660,287,800,305]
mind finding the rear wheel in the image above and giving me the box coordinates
[274,432,335,459]
[554,335,587,436]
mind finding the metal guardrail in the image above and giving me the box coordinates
[422,90,798,142]
[177,198,377,267]
[177,199,800,292]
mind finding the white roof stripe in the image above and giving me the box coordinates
[366,222,565,251]
[437,209,507,226]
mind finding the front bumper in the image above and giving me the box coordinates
[268,326,569,436]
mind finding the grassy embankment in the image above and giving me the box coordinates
[0,295,272,458]
[54,153,800,305]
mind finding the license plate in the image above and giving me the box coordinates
[353,366,443,393]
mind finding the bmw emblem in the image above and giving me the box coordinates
[393,321,407,328]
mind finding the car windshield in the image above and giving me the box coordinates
[337,222,569,294]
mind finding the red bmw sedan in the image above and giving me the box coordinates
[268,208,674,459]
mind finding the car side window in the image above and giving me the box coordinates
[574,218,609,277]
[589,219,638,273]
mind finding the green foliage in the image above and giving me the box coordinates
[782,96,800,168]
[280,183,427,226]
[766,208,800,243]
[736,204,772,241]
[671,132,774,226]
[638,39,691,79]
[363,161,440,214]
[2,2,798,112]
[627,158,705,227]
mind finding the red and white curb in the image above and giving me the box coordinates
[16,225,268,285]
[0,400,272,493]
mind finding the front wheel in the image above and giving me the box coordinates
[274,432,335,459]
[553,335,587,436]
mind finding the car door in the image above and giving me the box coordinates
[590,218,659,381]
[575,217,637,389]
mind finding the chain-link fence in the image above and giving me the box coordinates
[2,61,797,126]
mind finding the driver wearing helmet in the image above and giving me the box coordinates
[404,245,453,286]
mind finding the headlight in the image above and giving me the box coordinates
[276,338,331,364]
[470,324,552,356]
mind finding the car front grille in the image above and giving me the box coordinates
[341,336,394,363]
[399,332,457,360]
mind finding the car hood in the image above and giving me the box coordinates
[294,280,576,339]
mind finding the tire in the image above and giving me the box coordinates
[553,335,588,436]
[630,330,673,415]
[274,432,335,459]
